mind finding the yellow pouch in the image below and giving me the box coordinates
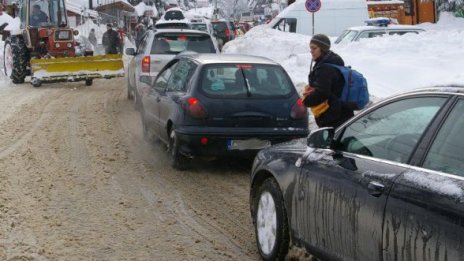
[310,100,330,118]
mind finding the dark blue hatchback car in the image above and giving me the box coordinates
[139,53,309,169]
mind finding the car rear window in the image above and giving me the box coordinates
[212,22,227,31]
[151,33,216,54]
[199,64,294,98]
[154,23,190,29]
[191,24,207,32]
[164,11,184,20]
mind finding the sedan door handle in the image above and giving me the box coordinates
[368,181,385,197]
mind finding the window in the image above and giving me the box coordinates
[335,30,358,44]
[338,97,446,163]
[403,0,413,16]
[151,33,215,54]
[423,99,464,176]
[199,64,294,98]
[153,63,175,91]
[357,31,386,40]
[273,18,297,33]
[166,60,197,92]
[137,34,149,54]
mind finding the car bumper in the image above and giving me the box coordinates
[175,126,309,158]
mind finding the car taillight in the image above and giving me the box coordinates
[185,97,208,119]
[142,56,150,73]
[290,98,307,119]
[225,28,230,37]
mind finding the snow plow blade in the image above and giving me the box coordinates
[30,54,124,83]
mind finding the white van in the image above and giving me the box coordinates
[268,0,368,37]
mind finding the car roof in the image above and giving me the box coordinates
[176,53,279,65]
[346,24,425,32]
[153,28,210,35]
[401,85,464,95]
[155,18,191,25]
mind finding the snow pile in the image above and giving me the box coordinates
[223,12,464,99]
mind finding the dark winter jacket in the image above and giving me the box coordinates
[30,10,48,26]
[102,29,120,54]
[303,51,354,128]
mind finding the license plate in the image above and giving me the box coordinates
[227,139,271,150]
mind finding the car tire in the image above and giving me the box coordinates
[85,79,93,86]
[127,77,134,100]
[253,178,289,261]
[134,90,141,111]
[168,128,189,170]
[141,109,152,142]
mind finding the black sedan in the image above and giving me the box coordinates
[139,53,309,170]
[250,86,464,260]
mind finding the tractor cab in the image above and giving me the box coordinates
[18,0,77,58]
[24,0,67,28]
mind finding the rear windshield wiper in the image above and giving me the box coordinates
[240,69,251,97]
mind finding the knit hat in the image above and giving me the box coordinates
[310,34,331,53]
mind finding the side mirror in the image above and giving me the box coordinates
[307,127,334,149]
[125,48,135,55]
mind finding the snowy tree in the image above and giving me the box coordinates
[215,0,249,19]
[435,0,464,15]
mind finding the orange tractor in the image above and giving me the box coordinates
[1,0,124,87]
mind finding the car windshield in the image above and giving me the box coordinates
[199,64,294,98]
[335,30,358,44]
[151,33,215,54]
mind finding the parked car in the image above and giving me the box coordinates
[125,29,219,109]
[161,7,185,20]
[335,18,425,44]
[211,19,235,48]
[250,86,464,260]
[140,53,309,170]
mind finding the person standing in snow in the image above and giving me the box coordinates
[102,23,120,54]
[88,28,97,48]
[302,34,354,128]
[135,23,146,48]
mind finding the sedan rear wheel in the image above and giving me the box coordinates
[168,129,189,170]
[133,90,141,111]
[254,178,289,261]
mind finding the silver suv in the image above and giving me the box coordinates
[125,29,220,109]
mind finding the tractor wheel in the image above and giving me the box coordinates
[4,36,28,84]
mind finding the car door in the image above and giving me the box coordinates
[142,63,175,140]
[296,96,448,260]
[134,32,151,94]
[383,96,464,261]
[157,59,197,142]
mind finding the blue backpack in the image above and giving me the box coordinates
[326,64,370,110]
